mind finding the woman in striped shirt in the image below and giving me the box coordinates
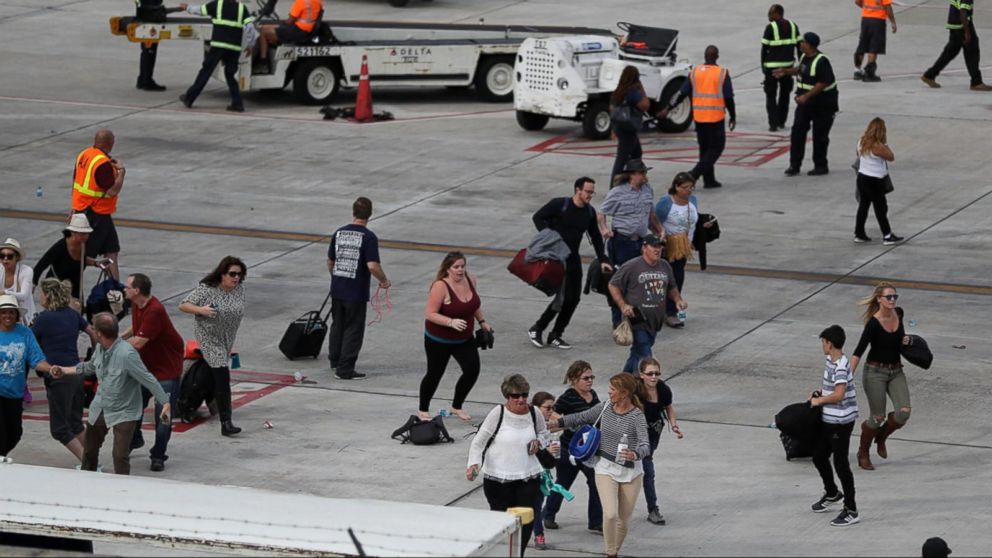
[551,373,649,558]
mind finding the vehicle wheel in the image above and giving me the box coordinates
[658,78,692,133]
[293,60,340,105]
[581,101,611,140]
[516,110,550,131]
[475,56,516,102]
[389,0,410,6]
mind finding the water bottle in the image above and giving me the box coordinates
[768,422,777,429]
[616,434,629,465]
[438,408,448,418]
[230,352,241,369]
[677,308,687,323]
[35,186,43,198]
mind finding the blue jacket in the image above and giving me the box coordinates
[655,194,699,224]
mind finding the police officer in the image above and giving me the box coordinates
[921,0,992,91]
[776,32,838,177]
[659,46,736,189]
[761,4,800,131]
[179,0,253,112]
[135,1,189,91]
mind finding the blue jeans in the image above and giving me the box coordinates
[642,435,661,511]
[665,258,686,317]
[133,379,179,460]
[543,457,602,529]
[608,235,643,327]
[623,327,657,373]
[533,491,546,537]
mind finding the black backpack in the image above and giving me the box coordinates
[177,358,214,424]
[391,415,454,445]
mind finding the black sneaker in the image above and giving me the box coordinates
[335,371,367,380]
[543,517,559,530]
[136,79,167,92]
[179,94,193,108]
[863,74,882,83]
[768,125,779,132]
[882,234,904,246]
[547,335,572,350]
[226,104,245,113]
[854,235,872,244]
[830,508,860,527]
[853,70,865,80]
[811,491,844,513]
[703,180,722,189]
[528,328,545,348]
[150,458,165,472]
[784,167,801,177]
[807,167,829,176]
[588,525,603,534]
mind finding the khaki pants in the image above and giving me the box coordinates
[82,413,138,475]
[595,472,643,556]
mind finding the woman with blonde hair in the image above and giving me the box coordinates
[849,282,911,470]
[550,373,650,558]
[31,278,96,461]
[419,252,492,421]
[855,117,903,245]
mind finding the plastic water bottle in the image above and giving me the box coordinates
[35,186,43,198]
[230,353,241,369]
[768,422,777,429]
[907,319,917,328]
[616,434,629,465]
[677,308,687,323]
[438,408,448,418]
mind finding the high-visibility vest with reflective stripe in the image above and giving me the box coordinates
[689,65,728,123]
[761,19,799,69]
[292,0,322,33]
[796,53,838,92]
[946,0,971,30]
[201,0,247,51]
[72,147,117,214]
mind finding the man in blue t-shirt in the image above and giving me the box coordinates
[326,197,390,380]
[0,295,57,457]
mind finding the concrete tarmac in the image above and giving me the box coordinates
[1,0,990,556]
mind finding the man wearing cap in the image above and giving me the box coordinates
[853,0,896,82]
[121,273,183,472]
[921,0,992,91]
[922,537,952,558]
[598,159,665,327]
[607,235,688,373]
[658,45,736,189]
[71,129,124,280]
[55,312,171,475]
[0,295,58,458]
[774,32,839,177]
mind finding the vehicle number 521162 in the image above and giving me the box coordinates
[295,46,337,57]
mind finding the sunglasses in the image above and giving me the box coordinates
[676,183,695,190]
[881,294,899,301]
[0,252,17,260]
[507,393,529,400]
[580,375,595,381]
[226,271,246,279]
[641,370,662,377]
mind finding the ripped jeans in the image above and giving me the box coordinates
[862,363,911,429]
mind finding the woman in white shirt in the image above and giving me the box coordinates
[654,172,704,328]
[0,239,37,325]
[468,374,548,556]
[855,118,903,245]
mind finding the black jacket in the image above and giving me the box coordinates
[554,387,600,449]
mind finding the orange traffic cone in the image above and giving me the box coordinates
[354,54,373,122]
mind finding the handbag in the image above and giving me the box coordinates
[85,268,128,322]
[612,318,633,346]
[610,102,642,133]
[567,402,610,461]
[901,334,933,370]
[391,415,454,445]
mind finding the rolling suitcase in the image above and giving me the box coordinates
[507,248,565,296]
[279,293,332,360]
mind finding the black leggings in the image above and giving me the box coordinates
[208,365,234,422]
[0,396,24,456]
[484,477,541,556]
[855,173,892,238]
[419,336,480,412]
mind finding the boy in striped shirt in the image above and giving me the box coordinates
[808,325,860,527]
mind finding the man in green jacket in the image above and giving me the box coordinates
[56,312,171,474]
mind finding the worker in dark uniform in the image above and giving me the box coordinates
[761,4,800,132]
[658,46,736,189]
[776,32,839,177]
[135,0,189,91]
[921,0,992,91]
[178,0,253,112]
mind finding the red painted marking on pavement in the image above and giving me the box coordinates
[22,369,295,433]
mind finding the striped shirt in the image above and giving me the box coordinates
[821,354,858,424]
[561,402,650,469]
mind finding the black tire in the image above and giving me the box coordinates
[516,110,550,131]
[658,77,692,133]
[389,0,410,6]
[293,60,340,105]
[581,101,611,140]
[474,55,516,102]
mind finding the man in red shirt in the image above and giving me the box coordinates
[121,273,183,472]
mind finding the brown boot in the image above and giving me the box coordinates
[875,412,903,459]
[858,421,876,470]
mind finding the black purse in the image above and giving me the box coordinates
[391,415,454,445]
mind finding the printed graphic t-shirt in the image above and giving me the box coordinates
[0,324,46,398]
[328,224,380,303]
[609,256,675,332]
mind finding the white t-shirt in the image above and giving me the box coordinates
[662,201,698,241]
[858,141,888,178]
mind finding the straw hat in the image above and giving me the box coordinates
[0,238,24,261]
[0,294,26,319]
[65,213,94,234]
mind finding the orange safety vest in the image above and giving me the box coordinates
[861,0,890,20]
[291,0,322,33]
[71,146,118,214]
[689,65,728,124]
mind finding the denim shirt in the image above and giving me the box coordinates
[77,338,169,427]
